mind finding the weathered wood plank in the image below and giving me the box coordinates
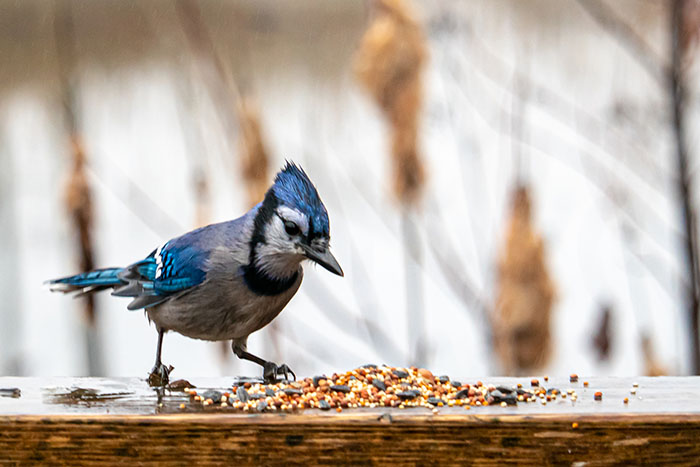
[3,413,700,465]
[1,376,699,464]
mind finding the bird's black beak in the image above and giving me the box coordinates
[302,245,344,276]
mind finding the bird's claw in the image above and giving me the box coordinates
[147,363,174,387]
[263,362,296,383]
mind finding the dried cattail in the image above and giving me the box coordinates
[237,97,270,207]
[65,135,95,325]
[681,0,700,59]
[354,0,427,205]
[641,334,667,376]
[592,304,612,361]
[493,185,556,374]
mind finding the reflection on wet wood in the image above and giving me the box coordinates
[1,376,699,464]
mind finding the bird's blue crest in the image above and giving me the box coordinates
[271,161,330,238]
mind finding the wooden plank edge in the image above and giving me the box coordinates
[3,412,700,425]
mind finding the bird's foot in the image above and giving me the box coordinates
[263,361,296,384]
[147,363,174,387]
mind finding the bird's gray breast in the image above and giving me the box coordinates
[146,251,303,342]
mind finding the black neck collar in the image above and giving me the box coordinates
[242,264,299,296]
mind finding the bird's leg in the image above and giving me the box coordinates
[232,342,296,383]
[147,328,173,387]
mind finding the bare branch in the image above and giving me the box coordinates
[670,0,700,373]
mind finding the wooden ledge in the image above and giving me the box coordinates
[1,376,699,464]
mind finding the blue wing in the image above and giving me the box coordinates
[113,240,208,310]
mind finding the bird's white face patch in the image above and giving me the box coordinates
[252,207,309,278]
[276,206,309,237]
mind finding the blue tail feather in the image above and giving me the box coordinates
[47,268,124,293]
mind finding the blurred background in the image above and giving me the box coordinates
[1,0,699,380]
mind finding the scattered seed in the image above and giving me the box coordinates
[583,381,589,387]
[236,386,250,403]
[594,392,603,401]
[202,390,222,402]
[330,385,351,394]
[572,422,579,429]
[569,374,578,383]
[180,366,546,413]
[531,379,539,387]
[397,389,421,400]
[372,379,387,392]
[623,397,629,404]
[0,388,21,398]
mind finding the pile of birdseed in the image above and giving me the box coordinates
[181,365,578,413]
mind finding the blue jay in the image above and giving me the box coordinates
[48,162,343,385]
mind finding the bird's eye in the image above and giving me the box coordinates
[284,221,300,236]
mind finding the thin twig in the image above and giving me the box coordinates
[574,0,669,86]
